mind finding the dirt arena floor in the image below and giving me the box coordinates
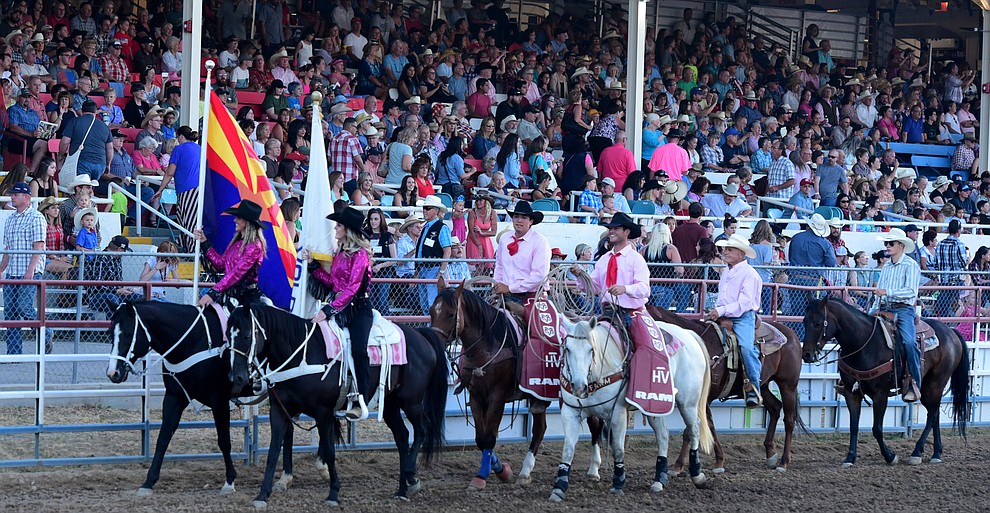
[0,406,986,513]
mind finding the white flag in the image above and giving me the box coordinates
[290,98,337,318]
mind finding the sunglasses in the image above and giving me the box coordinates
[883,241,899,247]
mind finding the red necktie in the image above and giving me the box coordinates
[507,236,522,256]
[606,251,620,288]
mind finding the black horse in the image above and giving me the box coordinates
[227,304,448,508]
[106,301,294,496]
[802,296,970,466]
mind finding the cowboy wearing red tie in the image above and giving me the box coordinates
[571,212,650,325]
[493,201,550,303]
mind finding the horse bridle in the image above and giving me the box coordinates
[807,302,878,365]
[109,303,216,376]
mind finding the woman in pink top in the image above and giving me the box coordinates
[192,200,266,307]
[301,206,375,421]
[133,138,164,178]
[466,191,497,275]
[877,106,899,141]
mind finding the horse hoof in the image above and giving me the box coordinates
[252,501,268,510]
[325,500,340,508]
[929,458,943,464]
[467,477,487,491]
[907,456,923,466]
[840,462,854,468]
[516,475,531,486]
[766,454,780,468]
[549,489,565,502]
[219,483,236,495]
[495,463,513,483]
[393,495,410,502]
[407,480,422,498]
[711,467,726,475]
[691,473,710,489]
[650,481,664,494]
[609,488,624,496]
[774,466,786,473]
[136,487,154,497]
[888,455,899,466]
[274,473,292,491]
[587,472,601,482]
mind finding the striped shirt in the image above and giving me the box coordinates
[875,253,921,306]
[935,235,967,284]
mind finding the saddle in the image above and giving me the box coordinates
[873,313,939,352]
[708,316,786,402]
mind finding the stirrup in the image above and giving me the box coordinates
[902,382,920,403]
[344,393,369,421]
[744,381,763,408]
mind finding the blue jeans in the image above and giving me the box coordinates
[418,265,440,315]
[650,284,674,309]
[728,310,761,387]
[884,305,922,389]
[673,282,694,313]
[4,273,50,355]
[820,196,837,207]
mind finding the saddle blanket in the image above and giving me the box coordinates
[518,298,565,402]
[626,309,683,417]
[878,318,940,353]
[320,310,408,366]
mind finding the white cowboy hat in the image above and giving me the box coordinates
[807,213,829,237]
[499,115,518,132]
[742,91,757,101]
[268,49,289,67]
[878,228,916,253]
[363,125,379,137]
[398,216,423,233]
[676,114,692,124]
[68,174,99,189]
[933,175,951,188]
[607,81,626,91]
[828,217,843,228]
[418,48,434,57]
[330,103,351,115]
[890,77,906,87]
[418,195,449,213]
[73,207,98,231]
[895,167,916,180]
[661,180,688,204]
[403,96,425,105]
[601,31,622,41]
[450,235,462,246]
[857,91,873,101]
[4,30,23,45]
[570,67,594,80]
[715,234,757,259]
[909,78,926,90]
[722,182,740,197]
[845,78,862,87]
[657,114,673,126]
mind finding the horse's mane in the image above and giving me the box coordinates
[438,287,519,349]
[242,303,313,346]
[569,319,624,374]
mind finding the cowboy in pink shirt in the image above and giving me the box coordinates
[572,212,650,312]
[492,201,550,301]
[648,128,692,181]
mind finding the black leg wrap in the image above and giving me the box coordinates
[553,463,571,493]
[655,456,669,485]
[689,449,701,476]
[612,461,626,490]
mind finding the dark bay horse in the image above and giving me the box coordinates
[649,306,805,472]
[802,296,970,466]
[430,285,604,490]
[106,301,292,496]
[227,304,448,508]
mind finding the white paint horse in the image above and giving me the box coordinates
[550,317,713,501]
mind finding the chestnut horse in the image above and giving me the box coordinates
[649,306,805,472]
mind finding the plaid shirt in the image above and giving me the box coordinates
[83,254,124,297]
[579,189,603,225]
[45,223,64,257]
[100,54,130,83]
[700,144,723,172]
[951,144,975,171]
[110,148,136,179]
[3,207,46,276]
[935,235,967,284]
[330,130,364,181]
[767,156,796,199]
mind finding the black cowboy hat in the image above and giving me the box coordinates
[603,212,642,239]
[223,200,264,228]
[327,206,368,237]
[505,200,544,224]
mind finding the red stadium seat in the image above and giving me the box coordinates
[238,91,266,105]
[118,127,141,142]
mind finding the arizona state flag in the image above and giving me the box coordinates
[202,91,296,307]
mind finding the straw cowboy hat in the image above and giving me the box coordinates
[399,216,423,233]
[607,81,626,91]
[418,195,449,213]
[222,200,264,228]
[602,212,641,239]
[817,84,835,96]
[890,77,906,87]
[4,30,23,45]
[798,55,813,68]
[715,234,756,258]
[499,115,518,132]
[909,78,926,90]
[37,195,59,213]
[722,182,741,197]
[330,103,351,116]
[807,213,829,237]
[73,207,98,231]
[676,114,692,124]
[68,173,99,189]
[895,167,917,180]
[570,67,594,80]
[933,175,951,188]
[403,95,425,105]
[505,200,544,224]
[268,49,289,67]
[141,106,163,128]
[742,91,758,101]
[354,112,372,125]
[845,78,862,87]
[878,228,916,253]
[363,125,379,137]
[857,91,873,101]
[661,180,688,204]
[657,114,673,126]
[601,31,622,41]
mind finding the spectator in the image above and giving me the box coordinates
[153,127,201,251]
[84,235,142,317]
[597,130,638,190]
[788,178,815,219]
[951,133,978,176]
[649,128,691,180]
[330,117,366,182]
[671,202,708,312]
[60,100,113,187]
[766,139,794,201]
[784,214,836,337]
[702,182,752,223]
[58,174,98,249]
[1,182,50,354]
[643,222,682,309]
[415,195,452,314]
[6,89,49,174]
[815,149,848,206]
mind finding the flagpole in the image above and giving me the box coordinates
[192,60,216,305]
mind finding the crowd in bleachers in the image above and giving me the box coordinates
[1,0,990,349]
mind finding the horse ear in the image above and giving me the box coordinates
[588,316,598,330]
[560,315,576,337]
[822,293,831,304]
[437,272,449,291]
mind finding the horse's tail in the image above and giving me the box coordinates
[793,395,813,436]
[694,335,714,455]
[950,329,971,439]
[417,326,449,464]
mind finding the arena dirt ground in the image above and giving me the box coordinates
[0,406,986,513]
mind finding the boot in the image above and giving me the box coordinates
[744,380,763,408]
[902,381,920,403]
[344,392,369,421]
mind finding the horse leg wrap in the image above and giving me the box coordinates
[612,461,626,490]
[689,449,701,477]
[553,463,571,493]
[478,449,493,478]
[490,452,503,475]
[654,456,669,486]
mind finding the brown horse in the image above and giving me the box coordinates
[648,306,805,472]
[430,285,604,489]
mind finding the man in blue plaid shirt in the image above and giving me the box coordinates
[578,175,604,225]
[0,182,50,354]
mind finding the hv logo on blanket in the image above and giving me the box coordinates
[652,366,671,384]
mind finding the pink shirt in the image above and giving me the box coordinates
[206,240,264,294]
[313,248,372,310]
[493,229,550,293]
[133,150,162,173]
[588,243,651,309]
[598,143,638,190]
[714,260,762,318]
[648,143,692,181]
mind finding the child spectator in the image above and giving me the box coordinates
[73,207,100,257]
[578,175,603,224]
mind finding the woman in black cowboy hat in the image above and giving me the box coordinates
[299,206,375,421]
[193,200,267,307]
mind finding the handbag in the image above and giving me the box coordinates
[58,116,97,188]
[377,143,391,179]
